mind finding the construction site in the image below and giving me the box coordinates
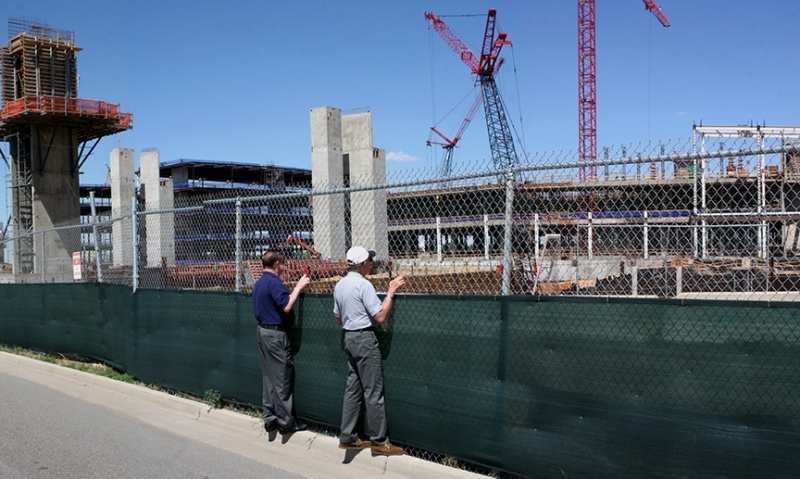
[1,12,800,298]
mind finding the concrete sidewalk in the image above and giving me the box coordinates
[0,352,484,479]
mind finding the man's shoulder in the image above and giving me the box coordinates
[256,272,286,290]
[339,272,369,286]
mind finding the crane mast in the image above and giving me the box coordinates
[578,0,670,182]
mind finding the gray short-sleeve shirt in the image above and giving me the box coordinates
[333,272,383,330]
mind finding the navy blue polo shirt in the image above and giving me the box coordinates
[252,271,293,327]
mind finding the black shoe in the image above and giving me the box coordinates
[279,420,308,434]
[264,422,278,433]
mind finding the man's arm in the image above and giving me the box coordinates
[335,317,342,326]
[372,276,405,324]
[283,275,311,313]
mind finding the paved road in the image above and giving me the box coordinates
[0,372,303,479]
[0,352,483,479]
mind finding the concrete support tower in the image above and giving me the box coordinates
[0,18,132,280]
[343,112,388,260]
[310,107,346,259]
[310,107,388,260]
[110,147,135,267]
[140,148,175,267]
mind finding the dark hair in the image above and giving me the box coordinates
[262,251,283,269]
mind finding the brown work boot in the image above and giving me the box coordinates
[338,439,371,449]
[371,442,404,456]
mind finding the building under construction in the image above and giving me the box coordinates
[2,19,800,298]
[83,120,799,297]
[0,18,131,280]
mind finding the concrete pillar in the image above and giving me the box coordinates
[310,107,346,260]
[31,127,81,282]
[110,147,135,266]
[344,111,388,260]
[140,149,175,267]
[7,126,81,280]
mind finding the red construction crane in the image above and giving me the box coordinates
[428,93,482,178]
[427,59,504,177]
[425,9,517,173]
[578,0,670,181]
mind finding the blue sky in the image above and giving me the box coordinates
[1,0,798,223]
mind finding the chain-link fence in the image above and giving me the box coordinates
[4,136,800,302]
[3,137,800,478]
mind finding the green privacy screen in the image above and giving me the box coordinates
[2,283,799,479]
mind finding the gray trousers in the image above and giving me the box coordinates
[340,330,388,445]
[256,326,295,430]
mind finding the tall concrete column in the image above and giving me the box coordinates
[310,107,346,260]
[344,111,388,259]
[30,126,81,282]
[110,147,135,267]
[140,149,175,267]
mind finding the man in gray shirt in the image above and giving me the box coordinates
[333,246,405,456]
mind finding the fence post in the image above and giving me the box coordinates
[502,170,515,295]
[758,134,768,260]
[40,231,45,283]
[700,153,708,259]
[132,197,138,293]
[643,210,649,260]
[484,214,490,260]
[534,213,540,262]
[588,211,593,259]
[89,191,103,283]
[235,197,242,293]
[436,216,442,263]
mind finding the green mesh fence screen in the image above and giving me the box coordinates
[2,283,799,479]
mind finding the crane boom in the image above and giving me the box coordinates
[642,0,671,27]
[424,12,480,73]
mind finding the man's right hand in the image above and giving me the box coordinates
[296,274,311,291]
[388,276,405,295]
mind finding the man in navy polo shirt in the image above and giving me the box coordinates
[253,250,310,434]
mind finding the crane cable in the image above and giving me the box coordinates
[428,25,437,168]
[510,44,528,161]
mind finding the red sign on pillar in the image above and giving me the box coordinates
[72,252,81,281]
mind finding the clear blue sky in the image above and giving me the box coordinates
[1,0,798,223]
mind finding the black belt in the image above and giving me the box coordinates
[259,324,286,332]
[345,327,375,333]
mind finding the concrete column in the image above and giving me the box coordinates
[17,126,81,281]
[140,149,175,267]
[110,147,135,266]
[344,111,388,260]
[310,107,346,260]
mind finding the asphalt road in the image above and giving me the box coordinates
[0,371,302,479]
[0,352,482,479]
